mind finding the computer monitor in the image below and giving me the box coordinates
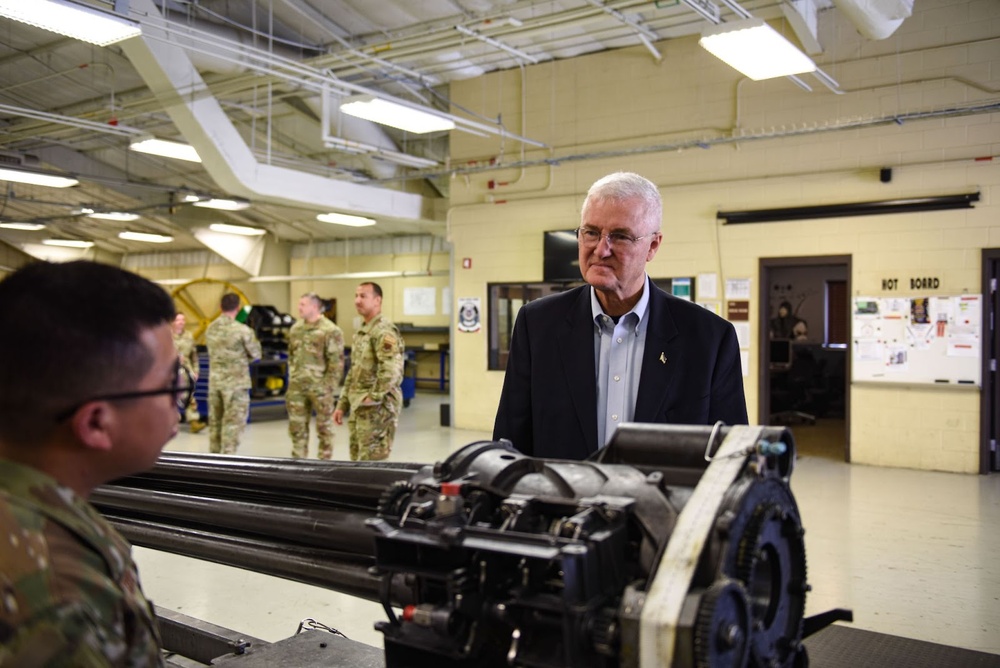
[770,339,792,369]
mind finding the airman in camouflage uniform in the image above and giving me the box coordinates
[334,282,405,461]
[172,312,206,433]
[205,293,262,455]
[287,293,344,459]
[0,464,162,666]
[0,260,179,666]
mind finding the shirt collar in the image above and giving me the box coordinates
[590,275,651,332]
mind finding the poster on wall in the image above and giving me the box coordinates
[851,295,981,386]
[457,297,481,333]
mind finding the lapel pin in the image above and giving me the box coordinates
[659,352,668,364]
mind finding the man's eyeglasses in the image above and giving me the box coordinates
[55,363,195,422]
[576,227,656,248]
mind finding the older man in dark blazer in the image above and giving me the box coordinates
[493,172,747,460]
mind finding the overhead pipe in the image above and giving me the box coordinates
[373,100,1000,184]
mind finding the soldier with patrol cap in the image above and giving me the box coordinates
[205,293,261,455]
[333,282,405,461]
[286,292,344,459]
[0,260,181,664]
[171,312,206,433]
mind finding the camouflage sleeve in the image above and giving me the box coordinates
[367,330,404,404]
[337,348,358,413]
[336,351,355,413]
[244,328,262,362]
[326,328,345,388]
[287,324,299,359]
[0,602,163,667]
[185,336,199,380]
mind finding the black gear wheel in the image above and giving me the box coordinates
[693,579,751,668]
[589,608,619,657]
[377,480,416,519]
[734,501,807,667]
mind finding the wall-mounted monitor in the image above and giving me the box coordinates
[543,229,582,283]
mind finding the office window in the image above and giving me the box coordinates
[488,282,579,370]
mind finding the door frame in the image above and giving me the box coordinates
[981,248,999,474]
[758,255,852,462]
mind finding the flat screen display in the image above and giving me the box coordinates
[543,229,581,282]
[770,339,792,367]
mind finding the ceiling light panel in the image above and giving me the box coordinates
[194,198,252,211]
[0,222,46,230]
[119,231,173,243]
[0,166,79,188]
[87,211,140,221]
[209,223,266,236]
[316,212,376,227]
[129,136,202,162]
[43,238,94,248]
[340,96,456,134]
[0,0,142,47]
[699,18,816,81]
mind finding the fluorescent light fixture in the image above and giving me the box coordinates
[699,18,816,81]
[193,198,251,211]
[340,95,456,134]
[0,0,142,47]
[43,238,93,248]
[129,136,201,163]
[119,231,173,243]
[209,223,266,236]
[182,193,203,203]
[316,212,376,227]
[0,222,45,230]
[0,165,78,188]
[87,211,140,221]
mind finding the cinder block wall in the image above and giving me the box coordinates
[447,2,1000,473]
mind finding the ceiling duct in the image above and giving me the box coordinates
[178,20,404,181]
[0,150,40,168]
[119,0,425,222]
[833,0,914,40]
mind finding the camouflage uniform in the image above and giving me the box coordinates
[286,316,344,459]
[171,328,202,424]
[336,314,404,461]
[205,316,261,455]
[0,461,163,667]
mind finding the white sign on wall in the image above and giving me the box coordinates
[403,287,436,316]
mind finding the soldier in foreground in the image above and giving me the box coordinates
[205,293,261,455]
[286,293,344,459]
[0,260,181,665]
[171,312,206,433]
[333,282,405,461]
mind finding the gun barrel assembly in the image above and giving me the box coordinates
[95,424,850,668]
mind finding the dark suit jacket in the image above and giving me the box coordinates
[492,283,748,460]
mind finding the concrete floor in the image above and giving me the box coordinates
[134,392,1000,656]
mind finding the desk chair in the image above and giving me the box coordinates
[770,345,819,426]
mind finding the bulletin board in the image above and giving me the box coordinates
[852,295,982,387]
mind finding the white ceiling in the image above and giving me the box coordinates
[0,0,847,255]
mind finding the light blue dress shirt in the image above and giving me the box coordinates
[591,276,651,448]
